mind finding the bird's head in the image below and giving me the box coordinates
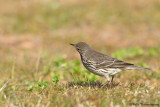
[70,42,90,54]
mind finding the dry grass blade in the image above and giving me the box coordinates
[0,80,9,93]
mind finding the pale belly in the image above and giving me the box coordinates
[85,65,105,76]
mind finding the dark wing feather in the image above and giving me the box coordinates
[96,58,135,69]
[87,50,135,70]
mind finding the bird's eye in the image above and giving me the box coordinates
[77,48,80,51]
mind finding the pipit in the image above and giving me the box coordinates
[70,42,151,87]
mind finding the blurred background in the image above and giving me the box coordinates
[0,0,160,79]
[0,0,160,78]
[0,0,160,106]
[0,0,160,54]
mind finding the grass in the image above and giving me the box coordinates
[0,0,160,106]
[0,48,160,106]
[1,0,160,34]
[112,47,144,60]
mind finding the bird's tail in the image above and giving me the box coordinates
[127,65,152,70]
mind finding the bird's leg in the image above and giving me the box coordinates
[101,75,110,88]
[111,75,114,84]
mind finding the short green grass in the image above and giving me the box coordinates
[0,47,160,107]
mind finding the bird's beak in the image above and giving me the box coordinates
[70,43,75,46]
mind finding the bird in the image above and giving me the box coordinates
[70,42,151,87]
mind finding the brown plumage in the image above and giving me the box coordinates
[71,42,151,85]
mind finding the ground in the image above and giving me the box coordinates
[0,0,160,106]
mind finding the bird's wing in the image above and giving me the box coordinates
[87,50,150,70]
[95,58,134,69]
[88,50,134,69]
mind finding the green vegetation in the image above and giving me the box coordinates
[112,47,144,60]
[0,48,160,106]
